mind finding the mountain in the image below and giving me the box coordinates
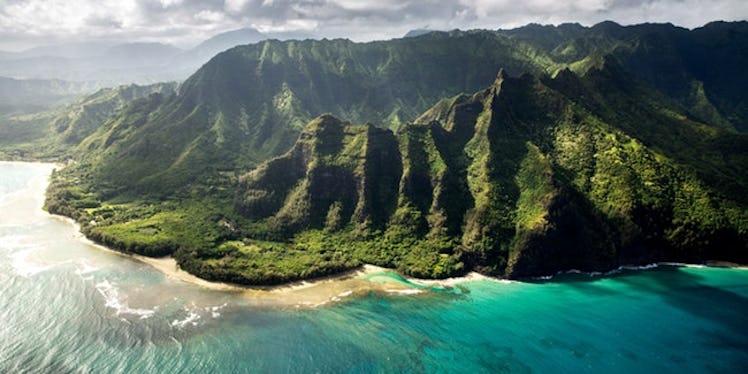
[59,32,571,199]
[0,82,177,160]
[404,29,438,38]
[221,67,747,283]
[101,43,184,68]
[26,21,748,285]
[0,76,98,113]
[181,27,266,63]
[62,21,748,199]
[495,21,748,132]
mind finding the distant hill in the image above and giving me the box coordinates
[102,43,184,67]
[0,76,98,113]
[183,28,266,62]
[403,29,437,38]
[0,43,185,85]
[0,27,314,86]
[0,82,177,160]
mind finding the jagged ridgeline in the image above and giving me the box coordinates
[56,21,748,196]
[228,67,747,281]
[38,21,748,285]
[66,32,561,195]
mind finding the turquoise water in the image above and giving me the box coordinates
[1,162,747,373]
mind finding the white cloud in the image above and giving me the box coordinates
[160,0,184,8]
[224,0,249,14]
[195,10,225,23]
[0,0,745,50]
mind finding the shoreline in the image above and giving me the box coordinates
[49,214,485,308]
[11,159,483,307]
[11,158,479,308]
[49,212,748,307]
[528,261,748,282]
[12,159,746,308]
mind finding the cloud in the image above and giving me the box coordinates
[0,0,745,51]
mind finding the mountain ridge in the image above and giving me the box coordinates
[11,20,746,285]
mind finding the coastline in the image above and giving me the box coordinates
[7,159,481,308]
[16,159,746,308]
[50,214,485,308]
[49,211,748,308]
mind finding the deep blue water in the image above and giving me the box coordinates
[1,161,747,373]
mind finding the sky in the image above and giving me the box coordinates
[0,0,746,51]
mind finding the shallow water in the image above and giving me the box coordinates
[1,161,747,373]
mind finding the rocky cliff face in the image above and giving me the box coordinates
[237,115,401,232]
[235,68,748,279]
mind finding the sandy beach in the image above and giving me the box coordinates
[5,159,479,309]
[123,252,490,308]
[52,214,486,308]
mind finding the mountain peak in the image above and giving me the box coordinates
[403,28,435,38]
[493,68,508,87]
[301,114,345,136]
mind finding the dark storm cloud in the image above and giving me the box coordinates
[0,0,745,51]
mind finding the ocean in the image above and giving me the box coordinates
[1,161,747,373]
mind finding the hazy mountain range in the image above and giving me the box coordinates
[0,27,318,86]
[0,26,319,114]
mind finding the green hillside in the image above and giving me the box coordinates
[49,21,748,201]
[0,82,176,160]
[28,21,748,284]
[500,21,748,132]
[220,68,747,283]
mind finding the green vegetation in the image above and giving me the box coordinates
[0,82,176,160]
[2,21,746,284]
[229,68,746,282]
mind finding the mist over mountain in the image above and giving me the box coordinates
[0,81,177,160]
[0,42,184,85]
[0,27,318,86]
[0,76,99,114]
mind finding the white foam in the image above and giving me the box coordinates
[0,235,38,250]
[9,248,54,277]
[0,189,26,209]
[384,289,424,295]
[533,275,553,280]
[170,307,202,328]
[75,260,100,275]
[74,260,100,281]
[621,263,659,271]
[681,263,707,269]
[204,303,228,318]
[325,290,355,303]
[95,280,156,319]
[658,262,687,267]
